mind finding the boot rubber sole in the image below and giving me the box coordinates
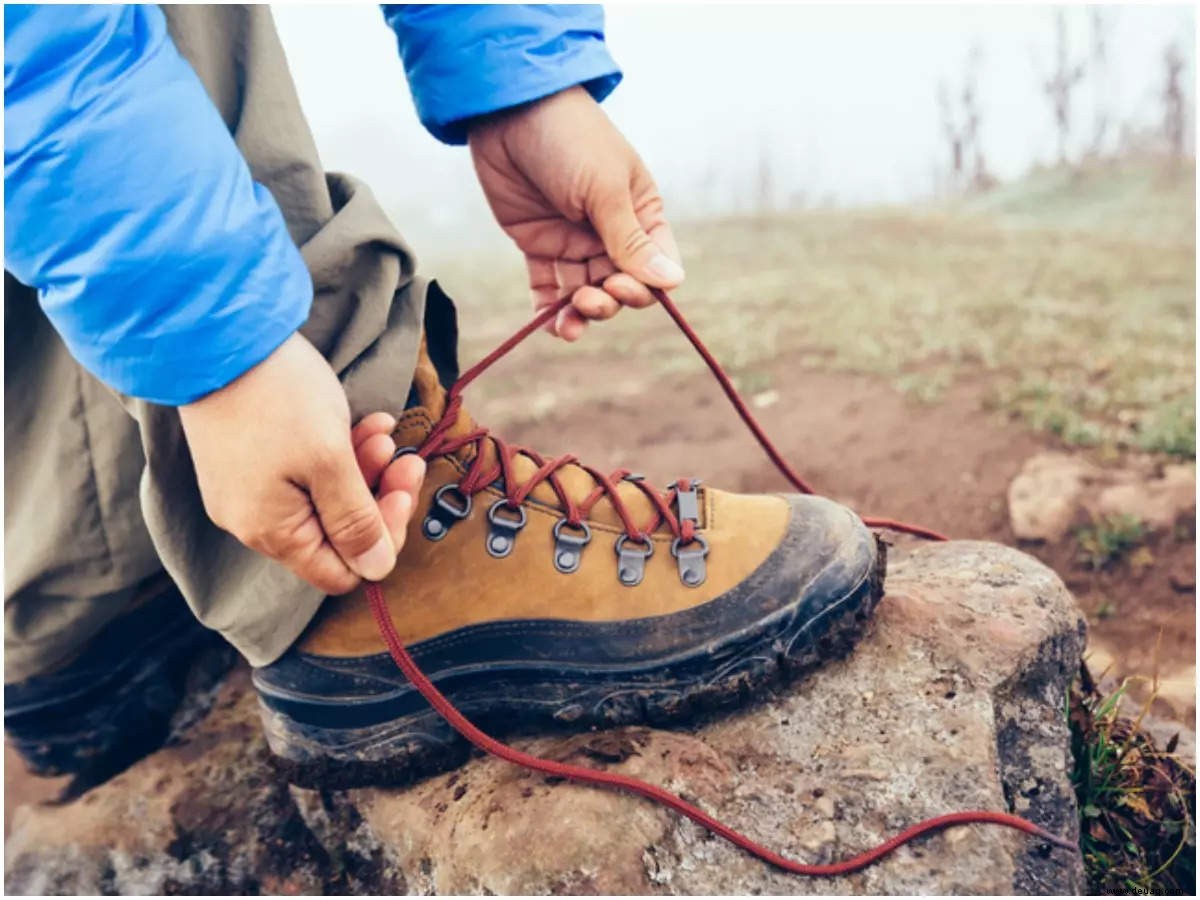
[262,536,885,790]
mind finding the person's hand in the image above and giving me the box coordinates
[468,85,684,341]
[179,333,426,594]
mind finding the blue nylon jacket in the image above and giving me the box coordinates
[3,4,620,405]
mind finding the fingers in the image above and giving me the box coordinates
[378,451,427,498]
[571,285,620,322]
[280,439,425,593]
[352,412,398,488]
[525,177,685,342]
[243,492,363,597]
[602,272,655,309]
[351,412,396,448]
[378,490,417,555]
[275,512,364,596]
[527,257,563,335]
[555,304,589,342]
[377,453,427,552]
[529,255,656,341]
[646,219,681,276]
[179,332,418,597]
[355,433,396,490]
[308,440,396,582]
[585,180,685,289]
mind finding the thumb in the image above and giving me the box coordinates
[588,184,685,288]
[309,445,396,582]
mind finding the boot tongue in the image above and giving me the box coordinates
[409,338,449,420]
[393,336,487,460]
[395,340,675,533]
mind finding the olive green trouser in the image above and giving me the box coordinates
[4,5,442,682]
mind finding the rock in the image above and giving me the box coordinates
[1138,712,1197,769]
[1009,453,1196,542]
[1091,463,1196,533]
[5,542,1087,895]
[1007,453,1102,542]
[3,671,358,895]
[1168,560,1196,592]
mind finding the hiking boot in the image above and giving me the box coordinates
[254,343,885,789]
[4,576,235,788]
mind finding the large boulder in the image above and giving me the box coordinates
[5,541,1086,895]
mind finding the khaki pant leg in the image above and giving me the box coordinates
[4,276,163,683]
[5,4,434,677]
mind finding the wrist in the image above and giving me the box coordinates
[465,86,590,145]
[180,331,304,419]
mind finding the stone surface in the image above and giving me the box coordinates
[5,541,1087,895]
[1008,452,1196,542]
[1007,452,1104,542]
[1091,463,1196,532]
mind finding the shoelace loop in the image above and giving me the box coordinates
[415,382,701,547]
[368,287,1072,877]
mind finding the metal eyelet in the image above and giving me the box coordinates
[552,518,592,574]
[675,478,702,526]
[671,534,710,587]
[614,534,654,587]
[390,445,420,464]
[422,484,472,542]
[486,500,527,559]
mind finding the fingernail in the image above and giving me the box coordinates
[646,252,685,284]
[352,535,396,581]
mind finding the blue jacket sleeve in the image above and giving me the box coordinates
[4,4,312,405]
[382,4,622,145]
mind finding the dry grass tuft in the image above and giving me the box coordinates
[1070,661,1196,895]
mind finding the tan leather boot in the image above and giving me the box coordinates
[255,344,884,788]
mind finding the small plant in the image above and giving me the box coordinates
[1138,400,1196,459]
[1077,514,1147,570]
[997,381,1112,450]
[895,370,953,404]
[1069,663,1196,895]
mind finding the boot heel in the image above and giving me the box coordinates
[257,699,468,789]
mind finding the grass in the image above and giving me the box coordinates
[1076,514,1149,571]
[430,159,1194,459]
[1138,399,1197,457]
[1070,662,1196,895]
[959,156,1196,241]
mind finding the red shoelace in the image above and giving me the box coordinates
[366,287,1075,877]
[417,393,699,547]
[412,299,711,549]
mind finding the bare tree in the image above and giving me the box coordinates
[937,43,993,194]
[1086,8,1112,159]
[754,138,775,217]
[1040,10,1087,166]
[1162,41,1187,162]
[937,80,965,191]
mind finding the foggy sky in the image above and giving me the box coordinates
[272,3,1194,252]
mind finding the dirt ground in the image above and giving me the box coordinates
[468,351,1196,728]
